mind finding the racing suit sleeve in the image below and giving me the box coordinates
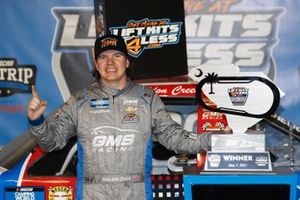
[151,93,211,154]
[29,95,78,152]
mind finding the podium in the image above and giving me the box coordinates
[183,167,297,200]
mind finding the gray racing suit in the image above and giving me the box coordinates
[30,80,211,200]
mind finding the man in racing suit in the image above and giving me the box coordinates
[28,35,211,200]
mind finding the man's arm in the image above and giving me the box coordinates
[151,94,211,154]
[28,86,77,152]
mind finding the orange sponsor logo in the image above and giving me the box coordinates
[101,38,117,48]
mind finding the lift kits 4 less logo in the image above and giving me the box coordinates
[109,18,182,58]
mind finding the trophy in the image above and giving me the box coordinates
[189,64,284,172]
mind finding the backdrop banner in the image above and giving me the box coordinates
[0,0,300,152]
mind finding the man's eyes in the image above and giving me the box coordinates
[98,54,124,60]
[114,54,123,58]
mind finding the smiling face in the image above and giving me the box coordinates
[95,50,129,89]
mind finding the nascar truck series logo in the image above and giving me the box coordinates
[0,58,36,97]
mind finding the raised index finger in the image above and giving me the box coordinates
[31,85,39,98]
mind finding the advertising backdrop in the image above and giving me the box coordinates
[0,0,300,148]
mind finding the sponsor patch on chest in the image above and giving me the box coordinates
[90,98,109,109]
[122,97,139,123]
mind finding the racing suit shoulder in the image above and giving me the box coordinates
[136,84,156,105]
[72,87,90,109]
[30,92,82,152]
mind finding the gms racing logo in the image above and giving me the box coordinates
[91,126,137,153]
[110,18,183,58]
[0,58,36,97]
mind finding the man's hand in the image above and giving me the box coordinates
[223,126,233,133]
[27,85,47,120]
[211,126,233,134]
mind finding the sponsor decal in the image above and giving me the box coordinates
[48,186,73,200]
[184,132,198,141]
[90,109,110,114]
[0,58,36,97]
[202,111,224,120]
[198,92,228,132]
[201,121,225,130]
[110,18,183,58]
[255,156,269,166]
[146,83,196,98]
[228,87,249,106]
[91,126,137,153]
[84,174,142,183]
[90,97,109,109]
[122,113,139,124]
[100,37,118,48]
[123,98,138,106]
[5,187,44,200]
[208,154,221,167]
[101,175,142,183]
[122,98,139,123]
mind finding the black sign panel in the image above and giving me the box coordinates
[95,0,188,80]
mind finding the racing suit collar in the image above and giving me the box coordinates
[99,78,133,96]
